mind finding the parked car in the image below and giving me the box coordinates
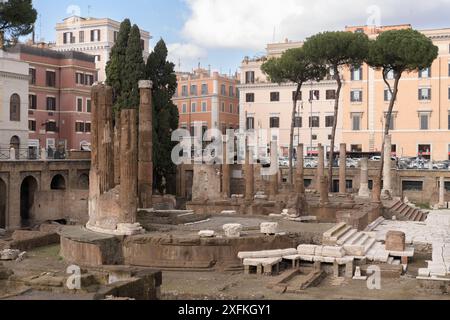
[279,157,289,167]
[432,161,449,170]
[304,157,318,168]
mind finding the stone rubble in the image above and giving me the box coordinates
[223,224,243,238]
[260,222,278,235]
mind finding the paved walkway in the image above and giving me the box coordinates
[373,210,450,278]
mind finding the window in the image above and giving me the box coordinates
[312,135,318,140]
[448,87,450,100]
[229,86,234,97]
[328,135,332,140]
[246,117,255,130]
[140,39,145,51]
[419,67,431,78]
[29,94,37,110]
[309,90,320,101]
[352,113,361,131]
[384,69,395,80]
[448,144,450,161]
[76,72,85,85]
[351,90,363,102]
[10,94,20,122]
[63,32,74,44]
[351,145,362,152]
[351,66,363,81]
[202,102,207,112]
[326,90,336,100]
[309,116,320,128]
[114,31,119,42]
[46,71,56,87]
[418,88,431,101]
[29,120,36,131]
[420,113,429,130]
[77,98,83,112]
[221,84,226,96]
[75,122,85,133]
[229,104,233,113]
[270,117,280,128]
[90,29,101,42]
[86,99,91,113]
[384,89,392,102]
[46,97,56,111]
[245,71,255,84]
[190,85,197,96]
[191,103,196,113]
[221,102,225,112]
[85,74,94,86]
[448,112,450,130]
[246,93,255,102]
[85,122,91,133]
[385,114,395,130]
[325,116,334,127]
[29,68,36,85]
[292,91,302,101]
[95,55,101,62]
[181,85,188,97]
[402,181,423,191]
[79,31,84,43]
[270,92,280,102]
[201,84,208,95]
[294,116,302,128]
[46,121,57,132]
[418,144,431,159]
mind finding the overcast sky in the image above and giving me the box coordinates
[33,0,450,73]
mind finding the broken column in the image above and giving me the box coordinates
[270,141,279,197]
[439,177,445,208]
[320,176,329,205]
[339,143,347,194]
[296,144,305,194]
[138,80,153,209]
[119,109,141,230]
[316,143,324,191]
[382,135,392,196]
[245,142,254,201]
[372,176,381,203]
[222,141,231,198]
[358,158,370,198]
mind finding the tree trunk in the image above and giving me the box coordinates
[289,83,302,185]
[377,72,401,198]
[328,70,342,192]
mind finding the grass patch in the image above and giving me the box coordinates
[415,203,431,210]
[29,244,61,258]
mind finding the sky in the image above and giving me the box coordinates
[32,0,450,73]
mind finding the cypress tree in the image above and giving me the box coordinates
[120,24,146,109]
[105,18,131,112]
[146,39,179,193]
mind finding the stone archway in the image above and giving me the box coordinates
[10,136,20,159]
[20,176,38,227]
[50,174,66,190]
[0,178,6,229]
[77,173,89,190]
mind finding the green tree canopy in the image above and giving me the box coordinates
[120,24,146,109]
[146,39,179,193]
[262,47,327,184]
[303,31,370,191]
[105,18,131,112]
[0,0,37,48]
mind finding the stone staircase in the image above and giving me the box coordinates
[323,223,378,258]
[386,200,428,222]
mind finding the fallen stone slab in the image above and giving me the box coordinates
[223,224,242,238]
[297,244,317,256]
[0,249,20,261]
[238,249,297,260]
[260,222,278,235]
[198,230,215,238]
[322,246,346,258]
[220,210,237,215]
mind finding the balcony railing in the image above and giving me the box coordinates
[0,148,67,161]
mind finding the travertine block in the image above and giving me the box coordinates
[223,224,242,238]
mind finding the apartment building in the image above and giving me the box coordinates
[0,50,29,153]
[173,68,240,137]
[11,44,96,153]
[239,41,341,157]
[53,16,151,82]
[342,25,450,161]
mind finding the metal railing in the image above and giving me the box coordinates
[0,148,67,161]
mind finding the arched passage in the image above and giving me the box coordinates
[20,176,38,227]
[0,178,6,229]
[77,173,89,190]
[50,174,66,190]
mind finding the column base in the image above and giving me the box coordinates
[358,184,370,198]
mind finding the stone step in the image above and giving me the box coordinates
[337,229,358,246]
[346,232,364,246]
[398,204,411,216]
[411,211,420,221]
[323,223,349,245]
[403,207,415,219]
[390,200,403,211]
[355,233,369,246]
[333,225,353,242]
[363,237,377,255]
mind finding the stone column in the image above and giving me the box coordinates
[245,143,254,201]
[439,177,445,208]
[372,176,381,203]
[270,141,279,197]
[320,176,329,205]
[9,148,15,161]
[316,143,325,191]
[339,143,347,194]
[113,113,121,186]
[382,135,392,196]
[120,109,139,224]
[138,80,153,209]
[358,158,370,198]
[296,144,305,194]
[222,141,231,198]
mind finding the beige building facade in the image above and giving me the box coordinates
[53,16,151,82]
[239,41,342,157]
